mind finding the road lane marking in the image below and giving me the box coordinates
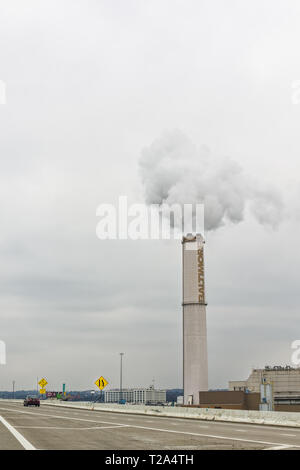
[0,407,133,427]
[264,445,294,450]
[168,445,199,449]
[1,406,300,449]
[280,433,296,437]
[234,429,247,433]
[4,403,300,436]
[54,408,300,434]
[15,425,129,431]
[0,415,36,450]
[123,423,300,448]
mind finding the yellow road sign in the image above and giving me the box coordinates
[95,376,108,390]
[39,388,46,394]
[38,378,48,388]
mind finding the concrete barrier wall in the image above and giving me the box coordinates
[37,400,300,428]
[0,399,22,403]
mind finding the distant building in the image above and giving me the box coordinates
[104,389,134,403]
[228,381,247,392]
[229,366,300,396]
[229,366,300,411]
[104,386,166,405]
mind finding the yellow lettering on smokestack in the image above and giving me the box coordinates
[197,248,205,303]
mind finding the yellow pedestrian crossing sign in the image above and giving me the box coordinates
[95,376,108,390]
[38,378,48,388]
[39,388,46,394]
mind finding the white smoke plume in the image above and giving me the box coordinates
[139,130,284,231]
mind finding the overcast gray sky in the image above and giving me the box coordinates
[1,0,300,392]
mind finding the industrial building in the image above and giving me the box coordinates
[182,234,208,405]
[104,389,134,403]
[198,391,260,410]
[104,386,166,405]
[229,366,300,411]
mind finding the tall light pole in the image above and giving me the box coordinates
[119,353,124,403]
[12,380,15,400]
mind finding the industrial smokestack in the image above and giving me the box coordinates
[138,130,284,403]
[182,233,208,405]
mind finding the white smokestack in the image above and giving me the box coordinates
[182,233,208,404]
[138,130,285,404]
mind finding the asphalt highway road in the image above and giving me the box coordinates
[0,402,300,450]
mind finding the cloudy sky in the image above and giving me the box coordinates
[1,0,300,392]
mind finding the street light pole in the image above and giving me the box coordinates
[12,380,15,400]
[120,352,124,403]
